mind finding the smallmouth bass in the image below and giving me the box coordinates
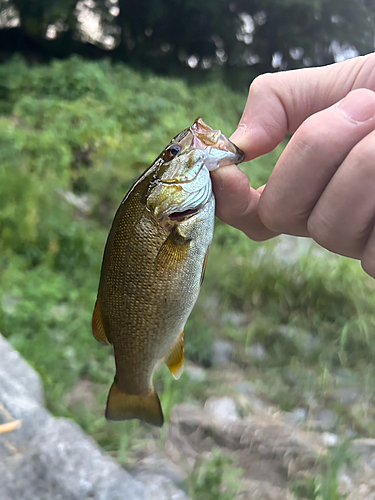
[92,118,244,426]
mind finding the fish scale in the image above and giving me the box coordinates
[92,118,244,426]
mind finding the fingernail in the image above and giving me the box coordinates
[230,123,247,142]
[337,90,375,123]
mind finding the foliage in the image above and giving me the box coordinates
[1,0,375,83]
[292,440,354,499]
[206,218,375,428]
[186,448,243,500]
[0,53,245,424]
[2,56,375,495]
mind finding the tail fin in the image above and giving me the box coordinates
[105,381,164,427]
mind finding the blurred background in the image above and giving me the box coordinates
[1,1,375,499]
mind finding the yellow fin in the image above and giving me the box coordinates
[92,299,111,346]
[156,229,190,270]
[164,331,184,380]
[105,381,164,427]
[200,246,210,286]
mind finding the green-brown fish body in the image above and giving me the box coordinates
[92,118,244,426]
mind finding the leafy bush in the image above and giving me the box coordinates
[2,57,375,495]
[0,55,247,413]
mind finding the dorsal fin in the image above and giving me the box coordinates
[164,330,184,380]
[92,298,111,345]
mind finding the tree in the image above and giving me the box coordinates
[0,0,374,82]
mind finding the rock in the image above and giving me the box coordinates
[0,334,44,404]
[134,472,190,500]
[204,397,239,423]
[169,403,325,497]
[185,364,207,382]
[210,340,233,365]
[235,382,270,412]
[338,469,353,489]
[276,325,320,357]
[334,387,360,406]
[130,454,187,485]
[313,409,339,431]
[322,432,338,447]
[351,439,375,468]
[185,364,206,383]
[282,408,308,426]
[0,418,146,500]
[236,381,258,397]
[0,334,191,500]
[0,392,52,453]
[247,343,267,361]
[167,400,375,500]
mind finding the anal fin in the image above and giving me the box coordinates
[164,331,184,380]
[92,298,111,345]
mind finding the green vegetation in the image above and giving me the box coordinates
[186,448,243,500]
[1,56,375,497]
[292,440,355,499]
[3,0,375,81]
[0,53,249,442]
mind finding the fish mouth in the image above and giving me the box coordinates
[191,118,245,167]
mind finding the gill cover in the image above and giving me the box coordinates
[147,118,244,220]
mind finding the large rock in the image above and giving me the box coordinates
[0,334,44,404]
[0,418,146,500]
[0,334,191,500]
[204,397,239,423]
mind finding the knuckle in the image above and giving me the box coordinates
[307,210,336,250]
[249,73,276,97]
[258,196,283,232]
[293,113,327,153]
[355,53,375,91]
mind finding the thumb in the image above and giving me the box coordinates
[231,53,375,160]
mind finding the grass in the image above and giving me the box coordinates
[186,448,243,500]
[292,440,356,499]
[1,55,375,497]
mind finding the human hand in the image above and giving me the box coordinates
[211,53,375,277]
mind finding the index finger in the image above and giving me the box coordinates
[232,52,375,160]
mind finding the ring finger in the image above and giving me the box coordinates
[307,128,375,259]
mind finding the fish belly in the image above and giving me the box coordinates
[101,196,215,395]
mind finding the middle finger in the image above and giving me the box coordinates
[258,89,375,236]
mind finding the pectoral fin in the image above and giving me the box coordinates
[156,229,190,269]
[92,299,111,345]
[105,381,164,427]
[164,331,184,380]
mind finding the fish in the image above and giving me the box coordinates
[92,118,244,427]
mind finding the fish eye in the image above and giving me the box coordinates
[165,144,182,160]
